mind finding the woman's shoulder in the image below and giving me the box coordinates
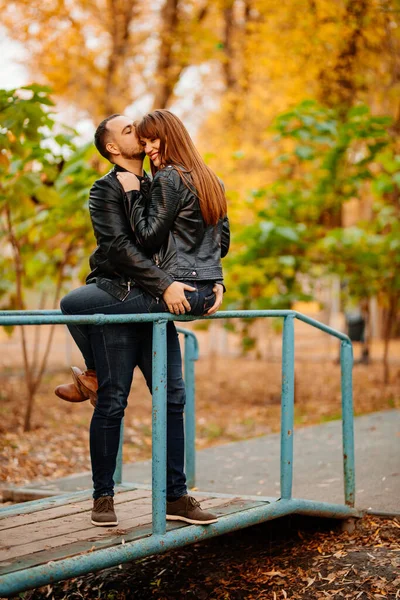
[155,165,194,192]
[154,165,181,184]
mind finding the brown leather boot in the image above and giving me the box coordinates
[55,366,87,403]
[72,367,98,408]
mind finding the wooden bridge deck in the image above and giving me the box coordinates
[0,488,266,577]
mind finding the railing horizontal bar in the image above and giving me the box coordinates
[0,310,62,315]
[293,312,350,342]
[0,310,294,321]
[0,309,349,342]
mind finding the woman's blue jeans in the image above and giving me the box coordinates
[60,282,214,500]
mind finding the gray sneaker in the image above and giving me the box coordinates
[166,495,218,525]
[91,496,118,527]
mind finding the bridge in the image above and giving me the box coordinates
[0,309,360,596]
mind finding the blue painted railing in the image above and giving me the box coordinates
[0,309,358,596]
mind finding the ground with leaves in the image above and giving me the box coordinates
[1,357,399,487]
[10,514,399,600]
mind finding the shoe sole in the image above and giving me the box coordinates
[91,519,119,527]
[166,515,218,525]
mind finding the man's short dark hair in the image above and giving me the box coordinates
[94,114,122,161]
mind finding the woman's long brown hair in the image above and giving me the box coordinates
[136,110,227,226]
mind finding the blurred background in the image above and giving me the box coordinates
[0,0,399,486]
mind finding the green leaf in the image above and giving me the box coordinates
[275,226,299,242]
[295,146,315,160]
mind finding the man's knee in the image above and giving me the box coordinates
[95,393,127,420]
[60,289,81,315]
[60,294,71,315]
[60,285,93,315]
[167,380,186,407]
[95,380,129,419]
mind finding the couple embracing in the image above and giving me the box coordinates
[56,110,230,527]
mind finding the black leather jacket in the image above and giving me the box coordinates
[86,167,174,300]
[86,166,229,301]
[126,165,230,282]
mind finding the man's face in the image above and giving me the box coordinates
[106,115,145,160]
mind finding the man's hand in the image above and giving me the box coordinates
[206,283,224,316]
[116,172,141,192]
[163,281,196,315]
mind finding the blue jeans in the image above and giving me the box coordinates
[60,282,214,500]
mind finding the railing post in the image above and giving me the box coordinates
[280,315,295,500]
[340,340,355,506]
[113,421,124,485]
[184,333,196,489]
[152,319,168,535]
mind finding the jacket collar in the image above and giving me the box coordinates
[112,164,151,181]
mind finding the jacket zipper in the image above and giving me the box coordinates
[122,278,159,303]
[121,279,131,301]
[153,255,161,302]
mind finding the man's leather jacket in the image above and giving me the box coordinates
[86,166,174,301]
[126,165,230,283]
[86,165,229,301]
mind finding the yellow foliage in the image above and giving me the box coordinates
[1,0,399,230]
[198,0,400,219]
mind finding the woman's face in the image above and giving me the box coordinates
[140,137,162,167]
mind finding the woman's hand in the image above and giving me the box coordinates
[116,172,141,192]
[206,283,224,315]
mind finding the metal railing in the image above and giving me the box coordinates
[0,309,358,596]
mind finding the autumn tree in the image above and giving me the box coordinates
[319,143,400,383]
[2,1,398,140]
[0,0,222,120]
[199,0,400,200]
[223,100,399,380]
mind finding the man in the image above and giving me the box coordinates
[57,114,224,527]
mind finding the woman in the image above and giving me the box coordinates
[116,109,230,317]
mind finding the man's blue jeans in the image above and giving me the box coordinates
[60,283,207,500]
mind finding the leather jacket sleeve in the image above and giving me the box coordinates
[131,171,231,261]
[89,178,174,298]
[221,216,230,258]
[131,169,180,252]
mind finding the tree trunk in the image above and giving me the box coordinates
[31,291,47,375]
[4,206,35,431]
[382,295,398,385]
[31,244,75,394]
[102,0,137,116]
[318,0,368,111]
[5,203,77,430]
[222,1,237,92]
[151,0,210,110]
[152,0,179,109]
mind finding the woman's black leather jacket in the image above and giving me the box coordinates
[125,165,230,282]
